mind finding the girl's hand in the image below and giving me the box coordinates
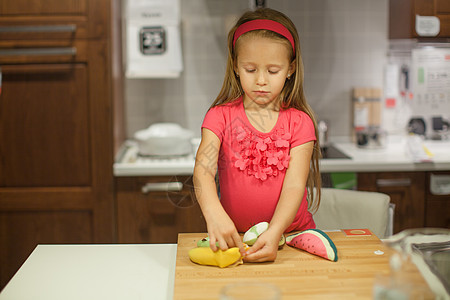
[206,209,245,255]
[243,228,280,262]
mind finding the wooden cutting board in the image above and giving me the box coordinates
[174,231,433,300]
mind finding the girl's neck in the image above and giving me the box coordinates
[242,97,280,112]
[243,98,280,133]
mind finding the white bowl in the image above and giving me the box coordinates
[134,123,194,156]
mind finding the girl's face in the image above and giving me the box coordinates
[235,35,295,110]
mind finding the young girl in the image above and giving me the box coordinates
[193,8,321,263]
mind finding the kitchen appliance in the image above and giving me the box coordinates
[134,123,194,156]
[356,127,387,149]
[352,87,382,132]
[407,116,449,140]
[431,116,449,140]
[124,0,183,78]
[352,87,385,148]
[408,117,427,136]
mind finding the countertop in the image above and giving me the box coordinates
[174,231,433,299]
[0,232,435,300]
[322,138,450,172]
[113,136,450,176]
[0,244,177,300]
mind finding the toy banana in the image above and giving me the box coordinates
[188,247,242,268]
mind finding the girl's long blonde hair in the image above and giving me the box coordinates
[212,8,321,212]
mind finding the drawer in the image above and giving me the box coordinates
[116,176,207,243]
[0,0,108,39]
[0,39,88,64]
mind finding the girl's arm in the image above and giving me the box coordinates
[244,140,314,262]
[193,128,245,254]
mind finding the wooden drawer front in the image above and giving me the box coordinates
[0,39,88,64]
[426,200,450,228]
[0,0,108,39]
[0,0,86,16]
[357,172,426,233]
[116,176,207,244]
[0,63,90,188]
[426,171,450,228]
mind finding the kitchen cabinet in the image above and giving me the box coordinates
[357,172,426,234]
[0,0,121,289]
[116,176,206,244]
[0,0,105,40]
[425,171,450,228]
[389,0,450,39]
[357,171,450,234]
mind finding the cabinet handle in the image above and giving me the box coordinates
[376,178,411,187]
[0,47,77,56]
[0,24,77,33]
[141,182,183,193]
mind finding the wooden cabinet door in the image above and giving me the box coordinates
[436,0,450,13]
[116,176,207,244]
[358,172,426,234]
[414,0,450,37]
[0,0,117,289]
[0,64,90,187]
[425,171,450,228]
[389,0,450,38]
[0,40,115,288]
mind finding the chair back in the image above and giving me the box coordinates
[312,188,391,238]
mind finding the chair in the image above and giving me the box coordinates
[312,188,391,239]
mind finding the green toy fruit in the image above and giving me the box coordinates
[243,222,269,246]
[197,236,220,248]
[278,234,286,248]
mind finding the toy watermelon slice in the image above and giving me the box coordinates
[286,229,338,262]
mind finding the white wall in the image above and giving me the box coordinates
[124,0,388,138]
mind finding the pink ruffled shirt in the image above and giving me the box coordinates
[201,97,316,233]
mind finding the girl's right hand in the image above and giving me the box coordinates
[193,128,245,256]
[206,209,245,255]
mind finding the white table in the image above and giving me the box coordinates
[0,244,177,300]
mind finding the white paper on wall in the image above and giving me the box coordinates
[411,48,450,135]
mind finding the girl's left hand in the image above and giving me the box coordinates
[243,229,280,262]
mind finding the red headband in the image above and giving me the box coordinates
[233,19,295,54]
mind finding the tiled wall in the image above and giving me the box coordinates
[124,0,388,138]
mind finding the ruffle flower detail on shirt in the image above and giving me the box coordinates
[232,126,291,181]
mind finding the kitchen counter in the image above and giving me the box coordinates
[174,231,434,299]
[113,137,450,176]
[0,244,177,300]
[1,231,437,300]
[323,138,450,172]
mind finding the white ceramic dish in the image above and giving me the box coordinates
[134,123,194,156]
